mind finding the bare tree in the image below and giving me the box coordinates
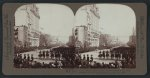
[99,34,121,48]
[39,34,53,48]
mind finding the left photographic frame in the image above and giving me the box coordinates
[2,3,147,75]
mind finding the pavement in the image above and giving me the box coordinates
[80,49,118,64]
[20,49,121,64]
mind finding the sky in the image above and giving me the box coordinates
[36,4,136,44]
[96,4,136,43]
[36,4,74,43]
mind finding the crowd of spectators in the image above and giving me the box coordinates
[14,47,135,68]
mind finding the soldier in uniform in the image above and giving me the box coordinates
[106,51,109,59]
[111,53,114,59]
[98,51,102,59]
[46,51,49,58]
[90,55,93,62]
[43,51,45,58]
[87,54,89,62]
[31,54,34,61]
[102,51,105,59]
[83,54,86,60]
[38,51,42,58]
[27,54,30,61]
[23,54,26,60]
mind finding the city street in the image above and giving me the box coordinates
[80,49,118,64]
[20,49,55,64]
[20,48,120,64]
[13,4,136,69]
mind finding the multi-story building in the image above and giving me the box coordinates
[15,4,40,47]
[74,4,100,49]
[73,26,88,48]
[14,25,28,47]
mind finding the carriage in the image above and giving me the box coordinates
[51,46,76,60]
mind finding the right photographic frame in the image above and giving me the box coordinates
[2,3,147,75]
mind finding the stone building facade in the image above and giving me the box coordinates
[15,4,40,47]
[74,4,100,49]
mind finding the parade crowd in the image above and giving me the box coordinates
[14,48,135,69]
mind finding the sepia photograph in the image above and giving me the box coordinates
[2,2,147,75]
[13,4,136,69]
